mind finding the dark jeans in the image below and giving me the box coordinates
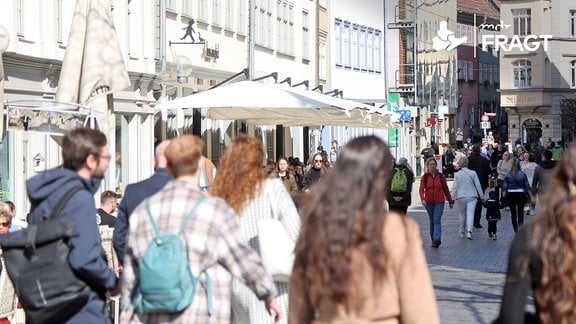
[507,192,528,232]
[487,220,498,235]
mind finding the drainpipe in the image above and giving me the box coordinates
[248,0,255,80]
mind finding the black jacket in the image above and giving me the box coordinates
[468,153,491,190]
[387,165,415,207]
[113,168,172,261]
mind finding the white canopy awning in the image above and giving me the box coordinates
[155,81,391,128]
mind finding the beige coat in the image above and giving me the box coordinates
[0,253,16,319]
[289,213,439,324]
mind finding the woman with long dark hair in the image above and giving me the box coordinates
[502,158,530,233]
[290,136,439,323]
[499,144,576,323]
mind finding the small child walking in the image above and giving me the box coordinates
[482,190,506,240]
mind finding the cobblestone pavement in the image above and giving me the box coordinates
[406,178,537,324]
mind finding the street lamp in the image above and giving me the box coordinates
[174,55,193,84]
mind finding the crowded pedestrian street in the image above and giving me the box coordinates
[407,177,536,324]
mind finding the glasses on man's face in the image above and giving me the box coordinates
[100,154,112,161]
[0,222,10,228]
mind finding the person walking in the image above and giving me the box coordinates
[113,140,172,262]
[120,135,282,323]
[97,190,120,227]
[456,127,464,149]
[290,136,439,323]
[275,157,299,194]
[301,153,326,192]
[496,151,513,206]
[498,144,576,323]
[502,158,530,233]
[451,156,483,240]
[419,157,455,248]
[482,190,505,240]
[532,149,556,204]
[468,144,491,228]
[443,144,456,178]
[0,203,17,323]
[26,128,119,323]
[520,152,538,215]
[211,135,300,324]
[387,157,415,214]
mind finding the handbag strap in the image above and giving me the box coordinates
[265,180,278,220]
[25,186,83,258]
[465,171,482,198]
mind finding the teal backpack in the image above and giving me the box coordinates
[134,196,212,314]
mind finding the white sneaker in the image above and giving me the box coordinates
[467,231,473,240]
[493,234,497,240]
[459,231,465,239]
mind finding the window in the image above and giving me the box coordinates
[571,10,576,37]
[182,0,193,16]
[479,63,484,82]
[367,28,374,71]
[237,0,246,35]
[225,0,234,30]
[359,26,366,70]
[165,0,175,11]
[16,0,24,36]
[513,59,532,88]
[275,1,293,54]
[374,30,382,73]
[511,9,531,37]
[571,60,576,88]
[302,10,309,61]
[198,0,208,22]
[335,19,342,67]
[56,0,63,42]
[213,0,221,26]
[319,38,327,80]
[343,21,350,68]
[467,61,474,81]
[256,0,273,48]
[351,24,359,69]
[458,61,466,80]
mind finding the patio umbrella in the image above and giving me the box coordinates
[56,0,129,116]
[156,81,390,128]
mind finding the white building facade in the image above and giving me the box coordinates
[0,0,325,222]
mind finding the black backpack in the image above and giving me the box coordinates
[0,187,91,323]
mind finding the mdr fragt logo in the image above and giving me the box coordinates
[433,15,552,56]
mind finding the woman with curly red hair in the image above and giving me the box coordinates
[289,136,439,323]
[499,143,576,323]
[211,135,300,324]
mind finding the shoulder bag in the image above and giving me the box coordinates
[257,181,295,283]
[0,187,91,323]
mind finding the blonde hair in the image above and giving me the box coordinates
[0,202,14,222]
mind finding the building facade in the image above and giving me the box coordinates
[499,0,576,149]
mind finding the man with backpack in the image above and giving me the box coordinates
[120,135,282,323]
[25,128,120,323]
[387,157,415,214]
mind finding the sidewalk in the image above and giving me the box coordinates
[406,178,535,323]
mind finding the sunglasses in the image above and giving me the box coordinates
[314,159,323,162]
[0,222,10,228]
